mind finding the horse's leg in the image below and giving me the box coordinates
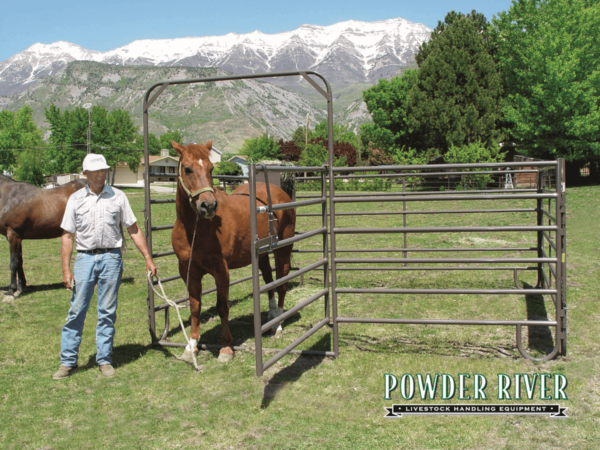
[272,247,293,338]
[259,255,279,334]
[15,237,26,296]
[6,229,20,296]
[179,261,203,364]
[213,263,234,362]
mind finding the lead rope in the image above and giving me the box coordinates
[148,213,201,371]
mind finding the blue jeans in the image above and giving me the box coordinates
[60,249,123,367]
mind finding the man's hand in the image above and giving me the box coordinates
[127,223,157,277]
[63,270,75,290]
[146,258,157,277]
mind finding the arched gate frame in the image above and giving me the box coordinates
[143,72,567,376]
[142,72,335,372]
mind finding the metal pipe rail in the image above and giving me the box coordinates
[331,161,558,172]
[260,259,327,293]
[297,188,538,199]
[337,318,558,326]
[336,288,557,295]
[331,169,539,179]
[334,257,556,264]
[256,165,328,173]
[257,227,327,255]
[333,193,557,203]
[266,198,325,211]
[294,247,538,253]
[334,226,557,234]
[334,266,537,271]
[262,288,328,332]
[297,208,538,217]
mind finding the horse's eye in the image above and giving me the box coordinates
[184,167,193,175]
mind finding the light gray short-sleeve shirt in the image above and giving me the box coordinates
[61,184,137,251]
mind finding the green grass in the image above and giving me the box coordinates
[1,186,599,449]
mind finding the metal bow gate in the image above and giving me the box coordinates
[142,71,335,368]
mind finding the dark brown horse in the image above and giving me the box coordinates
[0,175,87,296]
[170,141,296,363]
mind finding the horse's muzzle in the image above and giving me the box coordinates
[198,199,218,219]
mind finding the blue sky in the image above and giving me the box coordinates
[0,0,514,61]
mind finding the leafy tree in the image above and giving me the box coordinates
[239,134,282,162]
[213,161,243,176]
[445,141,506,189]
[13,148,48,186]
[160,130,184,156]
[0,106,45,171]
[45,105,141,183]
[444,141,505,164]
[298,143,347,167]
[312,120,358,147]
[360,70,419,153]
[146,133,162,155]
[408,10,503,152]
[292,121,358,150]
[102,109,140,185]
[493,0,600,162]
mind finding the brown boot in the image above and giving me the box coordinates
[52,365,77,380]
[99,364,115,377]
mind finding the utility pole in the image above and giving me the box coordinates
[305,114,309,147]
[83,103,92,154]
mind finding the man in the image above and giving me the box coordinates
[53,154,157,380]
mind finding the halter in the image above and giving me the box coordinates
[178,160,214,210]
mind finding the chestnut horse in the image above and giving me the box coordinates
[0,175,88,296]
[170,141,296,363]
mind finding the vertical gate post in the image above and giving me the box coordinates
[536,169,543,288]
[249,163,264,376]
[556,158,567,356]
[143,96,157,343]
[321,169,330,320]
[326,94,339,358]
[402,177,407,266]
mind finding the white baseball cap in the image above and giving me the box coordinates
[82,154,110,172]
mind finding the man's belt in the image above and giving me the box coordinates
[77,248,119,254]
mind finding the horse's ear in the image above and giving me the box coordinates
[205,140,213,151]
[171,140,185,156]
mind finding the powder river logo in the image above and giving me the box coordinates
[383,373,568,419]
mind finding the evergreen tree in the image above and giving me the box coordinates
[408,10,503,152]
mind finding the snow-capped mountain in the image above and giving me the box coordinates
[0,17,430,95]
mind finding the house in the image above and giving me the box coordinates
[112,146,222,187]
[228,155,249,176]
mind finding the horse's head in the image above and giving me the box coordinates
[171,140,218,219]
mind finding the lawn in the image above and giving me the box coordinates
[0,185,598,449]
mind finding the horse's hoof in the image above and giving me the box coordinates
[272,325,283,339]
[2,295,14,304]
[13,290,22,298]
[217,348,234,363]
[178,348,198,364]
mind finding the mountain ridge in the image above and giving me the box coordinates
[0,17,430,96]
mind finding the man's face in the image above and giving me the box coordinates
[84,169,108,185]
